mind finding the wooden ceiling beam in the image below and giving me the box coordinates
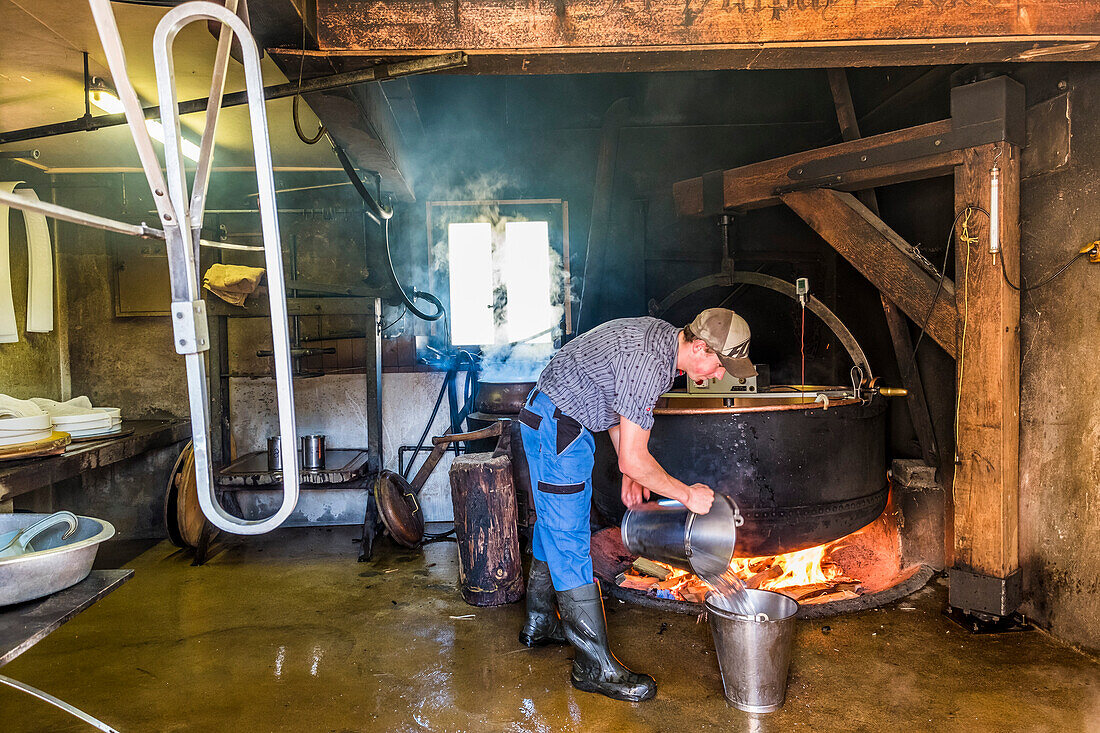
[297,43,1100,75]
[674,118,961,215]
[313,0,1100,68]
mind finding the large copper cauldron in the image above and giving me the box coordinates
[593,396,888,558]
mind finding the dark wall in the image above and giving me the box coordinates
[1011,63,1100,654]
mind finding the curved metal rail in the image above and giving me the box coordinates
[649,270,873,379]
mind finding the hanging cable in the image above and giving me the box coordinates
[1000,245,1093,292]
[380,304,407,332]
[900,205,982,390]
[332,141,445,322]
[403,370,452,480]
[292,94,326,145]
[799,304,806,403]
[292,18,326,145]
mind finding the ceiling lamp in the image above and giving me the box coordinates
[88,77,201,162]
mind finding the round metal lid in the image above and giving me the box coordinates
[374,470,425,548]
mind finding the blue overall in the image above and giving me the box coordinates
[518,390,596,591]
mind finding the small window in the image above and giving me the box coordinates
[429,200,570,348]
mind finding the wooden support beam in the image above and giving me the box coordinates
[952,142,1020,580]
[313,0,1100,69]
[676,75,1025,216]
[826,68,939,468]
[675,119,961,215]
[781,189,957,359]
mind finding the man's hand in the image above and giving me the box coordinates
[621,475,650,508]
[683,483,715,515]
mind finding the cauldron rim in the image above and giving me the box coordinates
[654,396,864,416]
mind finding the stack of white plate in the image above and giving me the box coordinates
[0,414,53,447]
[51,408,122,438]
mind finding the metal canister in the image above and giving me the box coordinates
[621,494,742,577]
[267,436,282,471]
[301,434,326,470]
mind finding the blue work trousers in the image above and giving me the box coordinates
[518,390,596,591]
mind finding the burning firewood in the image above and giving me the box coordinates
[800,589,860,604]
[632,558,672,580]
[619,575,660,591]
[745,565,784,589]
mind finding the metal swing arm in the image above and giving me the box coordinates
[82,0,299,535]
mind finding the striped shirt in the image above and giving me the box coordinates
[536,317,680,432]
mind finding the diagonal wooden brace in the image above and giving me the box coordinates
[782,188,958,359]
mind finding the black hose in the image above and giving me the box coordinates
[403,369,452,480]
[332,142,445,322]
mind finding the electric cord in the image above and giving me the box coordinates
[293,19,326,145]
[799,304,806,403]
[293,95,326,145]
[905,206,978,382]
[422,527,457,542]
[403,370,452,480]
[1000,246,1091,292]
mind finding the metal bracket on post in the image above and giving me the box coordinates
[946,567,1029,633]
[171,300,210,355]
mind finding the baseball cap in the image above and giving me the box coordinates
[688,308,757,379]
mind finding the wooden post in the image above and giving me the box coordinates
[449,452,525,606]
[951,141,1020,598]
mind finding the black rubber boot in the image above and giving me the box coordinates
[556,581,657,702]
[518,559,567,647]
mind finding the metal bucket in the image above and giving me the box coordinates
[620,494,742,577]
[705,589,799,713]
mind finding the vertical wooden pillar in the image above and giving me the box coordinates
[950,141,1021,614]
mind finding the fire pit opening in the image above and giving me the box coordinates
[593,493,934,618]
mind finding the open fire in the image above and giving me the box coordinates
[613,498,917,607]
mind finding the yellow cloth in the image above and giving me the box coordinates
[202,264,266,306]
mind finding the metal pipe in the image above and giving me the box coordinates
[0,673,118,733]
[0,150,39,159]
[0,189,262,251]
[0,52,468,145]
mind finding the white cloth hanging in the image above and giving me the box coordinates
[0,182,55,342]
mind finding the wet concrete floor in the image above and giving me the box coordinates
[2,526,1097,732]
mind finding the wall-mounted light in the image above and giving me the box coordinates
[88,77,201,162]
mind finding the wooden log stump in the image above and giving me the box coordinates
[449,452,525,606]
